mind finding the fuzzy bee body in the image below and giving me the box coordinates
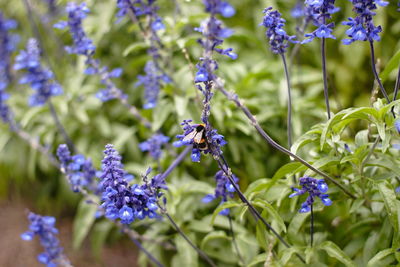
[182,124,208,150]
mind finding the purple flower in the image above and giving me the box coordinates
[174,120,227,162]
[202,170,239,215]
[302,0,339,44]
[14,39,63,106]
[54,2,94,56]
[136,61,170,109]
[55,2,126,102]
[56,144,98,193]
[202,0,235,17]
[261,7,297,54]
[0,13,18,91]
[99,144,160,224]
[395,119,400,134]
[342,0,388,44]
[139,133,170,160]
[21,212,70,267]
[289,176,332,213]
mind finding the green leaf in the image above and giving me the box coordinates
[72,198,98,249]
[171,235,199,267]
[252,199,287,233]
[319,241,356,267]
[381,48,400,82]
[210,202,242,225]
[90,220,113,258]
[376,181,400,261]
[366,249,394,267]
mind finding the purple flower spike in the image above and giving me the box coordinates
[289,176,332,213]
[21,212,70,267]
[342,0,388,44]
[261,7,297,54]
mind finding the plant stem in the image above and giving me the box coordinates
[158,146,191,181]
[228,214,244,265]
[369,41,390,103]
[121,225,165,267]
[163,212,217,267]
[310,204,314,247]
[321,37,331,119]
[394,65,400,102]
[9,121,59,167]
[48,101,76,152]
[391,65,400,116]
[281,54,293,149]
[216,155,306,263]
[213,79,356,199]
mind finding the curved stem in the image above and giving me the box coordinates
[9,121,59,168]
[48,101,76,153]
[216,155,306,263]
[121,225,165,267]
[310,205,314,247]
[163,212,217,267]
[391,65,400,116]
[369,41,390,103]
[321,37,331,119]
[393,65,400,102]
[228,214,245,265]
[214,79,356,199]
[159,146,191,181]
[281,54,293,149]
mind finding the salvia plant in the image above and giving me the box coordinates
[1,0,400,266]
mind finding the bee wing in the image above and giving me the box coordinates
[182,130,198,142]
[193,130,204,143]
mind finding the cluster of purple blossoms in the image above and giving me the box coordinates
[261,7,297,55]
[136,61,170,109]
[194,0,237,90]
[116,0,169,109]
[99,144,161,224]
[21,212,70,267]
[289,176,332,213]
[342,0,388,45]
[139,133,170,160]
[54,2,125,102]
[14,39,63,106]
[202,0,235,18]
[202,170,239,215]
[116,0,165,32]
[0,13,18,123]
[56,144,97,193]
[54,2,94,56]
[302,0,339,44]
[174,119,227,162]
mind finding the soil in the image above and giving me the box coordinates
[0,200,139,267]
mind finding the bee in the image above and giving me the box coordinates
[182,124,208,150]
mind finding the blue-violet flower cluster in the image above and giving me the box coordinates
[174,119,227,162]
[302,0,339,44]
[54,2,125,102]
[289,176,332,213]
[139,132,170,160]
[21,212,70,267]
[136,61,170,109]
[342,0,388,45]
[14,39,63,106]
[56,144,97,193]
[202,170,239,215]
[261,7,297,54]
[0,13,18,123]
[99,144,160,224]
